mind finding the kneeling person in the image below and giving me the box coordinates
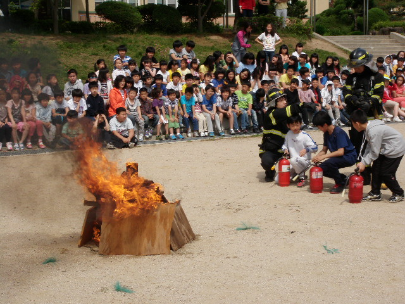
[282,115,318,187]
[351,109,405,202]
[108,107,137,149]
[312,111,356,194]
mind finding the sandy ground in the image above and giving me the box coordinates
[1,124,405,304]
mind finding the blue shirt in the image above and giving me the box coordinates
[202,94,217,112]
[236,63,256,74]
[152,83,167,96]
[323,126,357,160]
[212,78,224,88]
[297,62,311,71]
[180,95,195,113]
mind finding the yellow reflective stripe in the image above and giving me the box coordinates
[286,105,292,117]
[269,111,276,125]
[259,149,265,154]
[371,94,381,102]
[263,129,286,138]
[277,149,284,153]
[344,85,352,90]
[374,82,384,89]
[344,93,352,99]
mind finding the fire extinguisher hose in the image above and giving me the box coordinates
[341,168,360,197]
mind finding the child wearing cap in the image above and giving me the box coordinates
[321,81,341,125]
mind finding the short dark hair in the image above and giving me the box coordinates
[128,59,136,66]
[131,71,142,77]
[241,81,251,88]
[291,78,299,85]
[67,69,77,76]
[88,82,99,89]
[184,87,194,94]
[261,80,269,86]
[221,86,230,94]
[117,45,127,52]
[87,72,97,79]
[312,111,332,126]
[376,57,384,63]
[296,42,304,48]
[255,88,265,98]
[67,110,78,119]
[173,40,183,48]
[139,88,148,94]
[326,69,335,75]
[151,88,162,99]
[299,67,309,76]
[185,73,194,80]
[315,67,324,74]
[287,65,295,71]
[154,74,163,81]
[167,89,176,96]
[146,46,155,54]
[160,60,168,66]
[54,90,64,98]
[38,93,50,102]
[143,58,152,64]
[341,70,350,76]
[205,84,215,92]
[72,89,83,98]
[129,87,138,94]
[287,115,302,125]
[186,40,196,48]
[172,72,181,79]
[116,107,126,114]
[312,77,319,82]
[331,76,340,82]
[350,109,368,124]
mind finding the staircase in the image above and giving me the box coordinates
[315,34,404,59]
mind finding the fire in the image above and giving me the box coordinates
[75,140,164,220]
[93,222,100,244]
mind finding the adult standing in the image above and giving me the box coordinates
[239,0,256,17]
[257,0,271,16]
[232,23,253,63]
[275,0,288,28]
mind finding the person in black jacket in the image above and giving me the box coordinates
[259,88,301,182]
[86,82,105,119]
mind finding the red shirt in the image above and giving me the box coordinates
[239,0,256,10]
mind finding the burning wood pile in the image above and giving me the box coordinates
[76,141,194,255]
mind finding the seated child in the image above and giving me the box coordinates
[312,111,357,194]
[140,47,159,70]
[83,72,99,99]
[282,115,318,187]
[86,82,105,119]
[351,109,405,202]
[0,88,12,151]
[179,59,191,82]
[236,81,258,133]
[166,72,182,93]
[151,88,168,140]
[26,72,42,102]
[141,59,157,78]
[228,84,241,133]
[182,74,194,94]
[36,93,56,147]
[139,88,158,139]
[142,75,154,96]
[42,74,61,100]
[152,74,167,96]
[157,60,169,84]
[193,85,207,137]
[321,81,340,125]
[51,90,69,139]
[113,45,131,69]
[64,69,83,101]
[252,88,266,131]
[125,88,145,141]
[216,86,235,135]
[298,79,319,128]
[165,89,184,140]
[108,107,137,149]
[112,58,129,81]
[169,40,184,64]
[21,89,39,149]
[181,87,199,137]
[6,88,29,150]
[92,111,110,144]
[131,71,143,91]
[202,84,221,137]
[182,40,197,63]
[67,89,87,118]
[59,110,84,149]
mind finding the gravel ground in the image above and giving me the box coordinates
[1,125,404,304]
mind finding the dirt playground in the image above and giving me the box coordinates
[1,124,404,303]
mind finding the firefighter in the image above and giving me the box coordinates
[259,88,301,182]
[342,48,384,184]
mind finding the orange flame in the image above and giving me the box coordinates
[75,140,164,220]
[93,222,100,244]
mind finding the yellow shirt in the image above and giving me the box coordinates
[169,68,181,81]
[275,1,288,9]
[279,74,297,86]
[199,65,216,76]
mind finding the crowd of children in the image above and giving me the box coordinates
[0,27,404,151]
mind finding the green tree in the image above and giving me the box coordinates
[177,0,226,33]
[95,1,142,32]
[288,0,308,19]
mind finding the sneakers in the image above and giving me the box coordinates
[138,133,144,142]
[307,124,313,130]
[165,134,170,140]
[219,131,225,136]
[230,129,235,135]
[200,131,205,137]
[156,135,163,141]
[383,111,394,118]
[204,132,209,137]
[144,129,150,139]
[383,118,391,122]
[26,142,33,149]
[208,132,215,137]
[170,134,177,140]
[388,193,404,203]
[13,143,19,151]
[193,131,199,137]
[176,133,184,139]
[393,116,402,122]
[297,179,306,187]
[128,142,136,148]
[235,129,241,134]
[330,184,344,194]
[38,140,46,149]
[362,191,382,201]
[6,142,13,151]
[187,132,192,137]
[253,128,260,133]
[242,129,248,134]
[106,142,115,149]
[19,143,24,150]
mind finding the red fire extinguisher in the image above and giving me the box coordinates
[310,163,323,193]
[348,168,364,204]
[278,156,291,187]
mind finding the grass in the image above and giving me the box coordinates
[0,32,347,84]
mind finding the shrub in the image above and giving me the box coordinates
[94,21,126,34]
[177,0,226,24]
[60,21,94,34]
[368,8,389,28]
[95,1,142,32]
[152,5,182,33]
[236,15,283,33]
[281,18,313,40]
[315,24,326,35]
[137,4,156,28]
[371,20,405,31]
[10,9,35,29]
